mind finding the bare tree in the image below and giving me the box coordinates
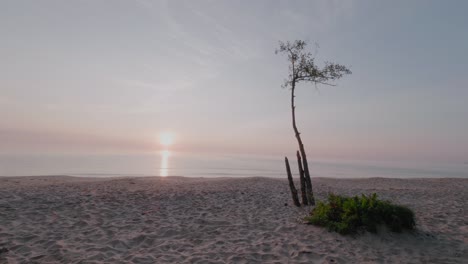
[276,40,351,206]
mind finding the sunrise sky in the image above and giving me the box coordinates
[1,0,467,163]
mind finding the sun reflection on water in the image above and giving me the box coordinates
[160,150,170,177]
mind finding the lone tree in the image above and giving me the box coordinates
[276,40,351,206]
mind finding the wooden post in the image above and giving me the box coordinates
[304,166,315,206]
[297,151,308,205]
[285,157,300,207]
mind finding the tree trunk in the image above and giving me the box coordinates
[285,157,300,207]
[296,151,308,205]
[291,82,315,205]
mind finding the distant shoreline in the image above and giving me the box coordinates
[1,174,468,180]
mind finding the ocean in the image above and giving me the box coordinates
[0,152,467,178]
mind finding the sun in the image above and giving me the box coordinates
[159,132,174,146]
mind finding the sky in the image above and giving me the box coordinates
[1,0,468,163]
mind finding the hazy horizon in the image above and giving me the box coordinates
[2,0,468,164]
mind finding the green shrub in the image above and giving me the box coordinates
[305,193,415,235]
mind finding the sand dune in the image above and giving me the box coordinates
[0,176,467,263]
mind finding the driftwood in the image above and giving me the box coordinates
[303,159,315,206]
[285,157,300,207]
[297,150,314,205]
[297,151,308,205]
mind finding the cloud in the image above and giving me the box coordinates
[279,0,355,33]
[150,1,258,63]
[133,0,154,10]
[0,128,154,154]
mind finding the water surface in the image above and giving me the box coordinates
[1,152,467,178]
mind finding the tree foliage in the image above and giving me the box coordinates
[276,40,352,89]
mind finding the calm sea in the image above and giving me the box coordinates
[0,152,467,178]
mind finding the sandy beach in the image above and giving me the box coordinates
[0,176,467,263]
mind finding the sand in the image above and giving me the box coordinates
[0,176,467,263]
